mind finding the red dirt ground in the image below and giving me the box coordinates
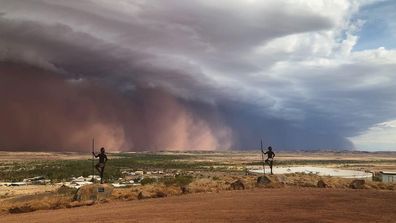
[1,188,395,223]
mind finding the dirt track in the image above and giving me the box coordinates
[1,188,395,223]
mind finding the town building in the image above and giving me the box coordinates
[379,171,396,183]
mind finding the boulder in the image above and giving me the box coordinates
[138,191,153,200]
[230,180,245,190]
[155,191,167,198]
[350,179,365,189]
[257,176,272,186]
[317,180,327,188]
[74,184,113,201]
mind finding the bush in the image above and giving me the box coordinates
[162,175,193,187]
[140,178,157,185]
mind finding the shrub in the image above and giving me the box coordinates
[57,186,78,196]
[162,175,193,187]
[140,178,157,185]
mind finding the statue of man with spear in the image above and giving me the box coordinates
[261,141,276,175]
[92,147,108,184]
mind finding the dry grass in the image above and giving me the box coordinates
[1,186,79,214]
[0,194,73,214]
[187,178,229,193]
[0,185,60,200]
[2,174,395,215]
[365,181,396,190]
[111,184,182,201]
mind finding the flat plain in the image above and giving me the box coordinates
[0,150,395,222]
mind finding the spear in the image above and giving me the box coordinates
[92,137,95,182]
[261,139,265,175]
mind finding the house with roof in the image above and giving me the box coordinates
[379,171,396,183]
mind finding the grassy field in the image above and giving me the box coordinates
[0,153,208,182]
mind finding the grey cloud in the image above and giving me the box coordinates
[0,0,393,151]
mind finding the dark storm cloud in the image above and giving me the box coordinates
[0,0,395,151]
[0,63,232,151]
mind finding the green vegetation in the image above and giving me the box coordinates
[0,153,221,182]
[140,177,158,185]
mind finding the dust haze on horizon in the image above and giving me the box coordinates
[1,0,396,152]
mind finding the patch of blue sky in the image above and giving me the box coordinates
[353,0,396,51]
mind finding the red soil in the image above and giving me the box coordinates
[1,188,395,223]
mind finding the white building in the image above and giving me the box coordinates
[379,171,396,183]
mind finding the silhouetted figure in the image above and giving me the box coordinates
[92,147,107,184]
[263,146,275,175]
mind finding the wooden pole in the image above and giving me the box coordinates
[261,139,265,175]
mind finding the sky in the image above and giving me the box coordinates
[0,0,395,151]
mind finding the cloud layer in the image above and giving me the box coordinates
[0,0,395,151]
